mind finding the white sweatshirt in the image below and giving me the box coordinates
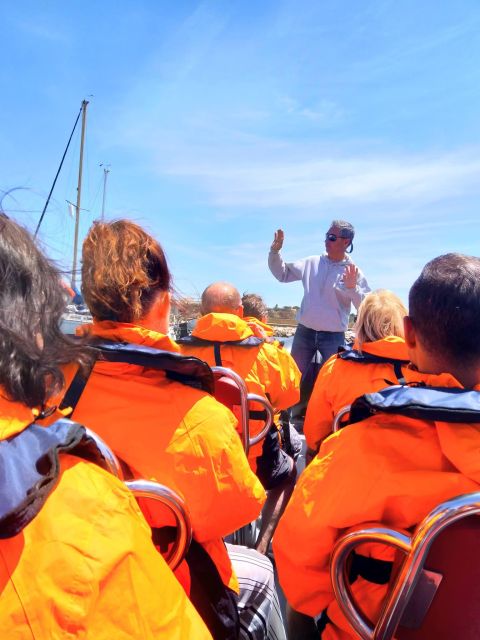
[268,250,370,332]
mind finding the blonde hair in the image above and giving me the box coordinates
[355,289,407,351]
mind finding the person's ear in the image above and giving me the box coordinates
[238,304,244,318]
[403,315,416,349]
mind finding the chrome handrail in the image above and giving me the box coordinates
[332,404,351,433]
[247,393,275,446]
[331,491,480,640]
[331,527,411,640]
[84,427,123,478]
[125,479,193,571]
[212,366,249,454]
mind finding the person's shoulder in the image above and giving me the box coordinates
[320,352,343,376]
[259,340,287,366]
[180,389,236,425]
[46,455,151,546]
[59,454,140,508]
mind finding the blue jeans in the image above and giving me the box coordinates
[290,324,345,422]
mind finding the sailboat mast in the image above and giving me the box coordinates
[71,99,89,288]
[101,165,110,221]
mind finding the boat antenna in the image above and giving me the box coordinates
[34,102,83,239]
[100,163,110,221]
[71,99,89,288]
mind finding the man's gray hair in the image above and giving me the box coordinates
[330,220,355,240]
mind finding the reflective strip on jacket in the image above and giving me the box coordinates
[304,336,409,451]
[0,396,212,640]
[274,369,480,639]
[71,321,266,593]
[179,313,300,465]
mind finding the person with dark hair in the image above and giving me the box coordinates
[0,214,212,639]
[242,293,270,333]
[180,282,300,555]
[268,220,370,426]
[70,220,284,640]
[273,253,480,639]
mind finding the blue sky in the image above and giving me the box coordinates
[1,1,480,308]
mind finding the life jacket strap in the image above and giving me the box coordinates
[60,340,215,415]
[349,385,480,425]
[0,419,110,538]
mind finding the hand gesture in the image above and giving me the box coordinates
[342,264,358,289]
[271,229,284,252]
[246,320,268,339]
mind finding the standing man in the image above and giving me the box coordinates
[268,220,370,422]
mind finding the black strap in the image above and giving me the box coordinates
[59,355,98,413]
[349,551,393,585]
[393,360,407,385]
[214,343,222,366]
[249,410,268,421]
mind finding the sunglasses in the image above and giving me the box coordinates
[325,233,346,242]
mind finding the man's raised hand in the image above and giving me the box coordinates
[271,229,284,252]
[342,264,358,289]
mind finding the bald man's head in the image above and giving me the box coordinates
[201,282,243,316]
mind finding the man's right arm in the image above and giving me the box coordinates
[268,251,305,283]
[268,228,304,282]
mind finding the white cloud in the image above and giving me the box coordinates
[163,149,480,210]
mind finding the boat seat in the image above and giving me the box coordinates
[126,479,192,572]
[212,366,274,547]
[85,428,192,570]
[212,366,274,456]
[330,491,480,640]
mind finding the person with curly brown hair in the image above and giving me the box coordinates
[69,219,285,640]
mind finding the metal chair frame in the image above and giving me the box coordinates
[212,366,275,547]
[332,404,351,433]
[84,427,123,477]
[84,428,192,570]
[211,366,274,456]
[126,479,193,571]
[330,491,480,640]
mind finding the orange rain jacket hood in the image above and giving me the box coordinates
[0,394,212,639]
[71,321,265,593]
[274,368,480,640]
[304,336,409,451]
[179,313,300,464]
[243,316,274,338]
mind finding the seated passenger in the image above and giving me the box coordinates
[304,289,409,453]
[0,214,210,639]
[242,292,274,340]
[70,220,282,640]
[179,282,300,554]
[274,253,480,639]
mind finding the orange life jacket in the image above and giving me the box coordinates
[274,369,480,639]
[0,396,212,640]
